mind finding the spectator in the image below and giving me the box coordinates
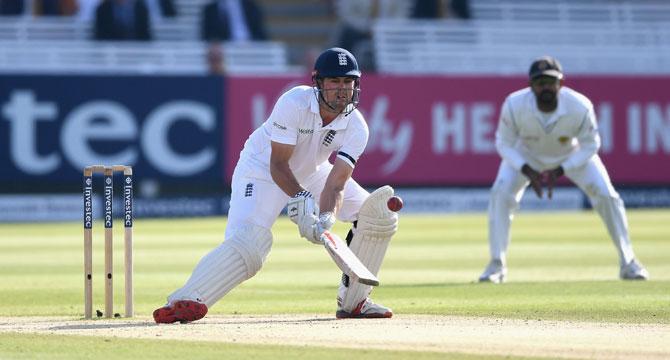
[333,0,413,71]
[0,0,25,15]
[34,0,78,16]
[94,0,152,41]
[145,0,176,23]
[201,0,267,42]
[411,0,470,19]
[76,0,101,21]
[206,43,225,74]
[411,0,441,19]
[158,0,175,17]
[449,0,470,19]
[80,0,171,22]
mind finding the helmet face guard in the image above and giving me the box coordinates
[311,47,361,115]
[312,77,360,115]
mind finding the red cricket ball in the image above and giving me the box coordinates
[387,196,403,212]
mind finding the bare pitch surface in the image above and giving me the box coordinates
[1,315,669,359]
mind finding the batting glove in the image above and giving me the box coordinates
[287,191,321,242]
[302,211,335,245]
[288,190,317,224]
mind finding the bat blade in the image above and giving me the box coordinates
[321,231,379,286]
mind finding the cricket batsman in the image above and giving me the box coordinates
[153,47,398,323]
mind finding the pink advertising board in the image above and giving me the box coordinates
[226,75,670,186]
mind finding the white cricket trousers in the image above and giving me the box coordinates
[488,155,636,267]
[167,161,369,307]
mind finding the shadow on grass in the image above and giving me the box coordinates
[49,316,338,331]
[380,282,480,289]
[383,279,647,288]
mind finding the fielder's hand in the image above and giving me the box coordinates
[543,166,564,199]
[521,164,543,198]
[287,191,320,242]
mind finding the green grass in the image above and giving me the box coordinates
[1,210,669,358]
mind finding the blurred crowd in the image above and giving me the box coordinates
[332,0,470,71]
[0,0,471,73]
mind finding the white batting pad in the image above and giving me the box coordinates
[591,194,635,266]
[338,186,398,312]
[168,224,272,307]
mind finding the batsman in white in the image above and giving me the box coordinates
[479,56,649,284]
[153,47,398,323]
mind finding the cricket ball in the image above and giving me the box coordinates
[387,196,403,212]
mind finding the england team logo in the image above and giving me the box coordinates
[338,53,347,66]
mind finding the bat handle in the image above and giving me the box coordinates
[320,230,334,246]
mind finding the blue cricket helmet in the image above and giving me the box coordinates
[312,47,361,79]
[311,47,361,115]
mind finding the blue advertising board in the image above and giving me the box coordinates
[0,75,225,192]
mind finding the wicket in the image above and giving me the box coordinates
[83,165,133,319]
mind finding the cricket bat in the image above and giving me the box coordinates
[321,230,379,286]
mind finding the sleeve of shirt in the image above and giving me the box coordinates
[268,94,299,145]
[495,99,527,171]
[337,117,369,168]
[561,106,601,171]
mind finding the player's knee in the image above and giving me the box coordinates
[490,180,507,198]
[357,213,397,239]
[226,224,272,278]
[590,193,624,210]
[355,186,398,239]
[583,182,619,199]
[490,186,517,209]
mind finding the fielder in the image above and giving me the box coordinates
[479,56,649,283]
[153,48,398,323]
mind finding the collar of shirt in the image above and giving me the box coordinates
[529,90,567,130]
[309,87,351,131]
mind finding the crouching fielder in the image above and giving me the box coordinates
[153,47,398,324]
[479,56,649,284]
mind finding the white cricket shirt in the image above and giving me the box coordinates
[496,86,601,172]
[238,85,369,183]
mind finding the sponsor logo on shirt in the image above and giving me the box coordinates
[273,122,287,130]
[299,128,314,134]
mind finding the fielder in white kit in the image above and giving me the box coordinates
[153,47,398,323]
[479,56,649,284]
